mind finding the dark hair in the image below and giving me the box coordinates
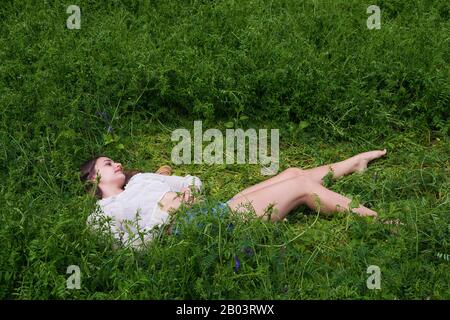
[79,155,141,200]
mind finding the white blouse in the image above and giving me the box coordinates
[87,172,202,247]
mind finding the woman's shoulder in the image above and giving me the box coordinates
[96,190,131,214]
[91,195,128,223]
[87,202,109,226]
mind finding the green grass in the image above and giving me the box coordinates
[0,0,449,299]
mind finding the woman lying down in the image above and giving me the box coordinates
[80,150,391,248]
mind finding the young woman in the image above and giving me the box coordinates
[80,149,387,247]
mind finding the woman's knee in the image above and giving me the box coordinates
[275,173,317,199]
[283,167,304,178]
[293,174,318,197]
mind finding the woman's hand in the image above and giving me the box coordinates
[158,187,201,216]
[179,187,196,205]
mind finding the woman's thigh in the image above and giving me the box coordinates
[227,175,312,221]
[229,168,304,200]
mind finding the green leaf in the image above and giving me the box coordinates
[225,121,234,128]
[299,121,310,130]
[103,133,115,146]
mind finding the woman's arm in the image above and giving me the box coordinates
[158,191,186,214]
[157,185,199,215]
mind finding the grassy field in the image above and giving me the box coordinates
[0,0,449,299]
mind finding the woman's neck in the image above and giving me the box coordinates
[100,184,124,199]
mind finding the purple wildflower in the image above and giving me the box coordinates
[242,247,254,257]
[234,255,241,273]
[96,111,110,121]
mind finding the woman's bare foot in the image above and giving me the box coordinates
[354,149,387,173]
[352,207,379,217]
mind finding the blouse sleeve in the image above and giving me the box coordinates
[87,203,155,248]
[87,205,124,242]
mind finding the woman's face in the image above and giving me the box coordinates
[92,157,125,188]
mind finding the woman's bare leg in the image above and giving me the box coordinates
[227,175,378,222]
[229,167,306,200]
[230,149,387,199]
[301,149,387,184]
